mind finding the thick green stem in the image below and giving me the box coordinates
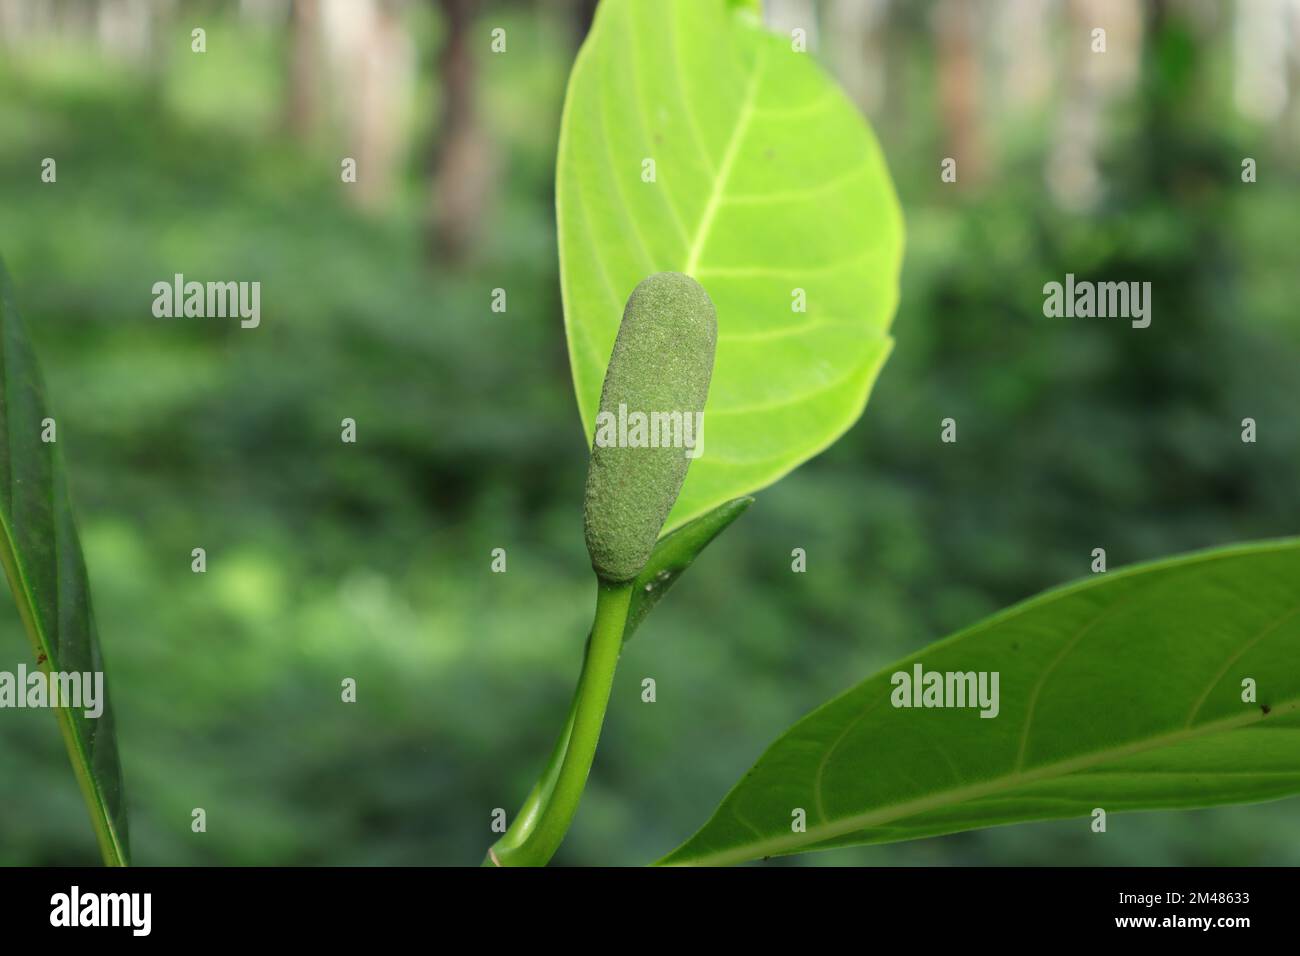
[486,579,633,866]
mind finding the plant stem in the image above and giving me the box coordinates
[488,671,579,856]
[486,578,633,866]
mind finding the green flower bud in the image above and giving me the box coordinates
[583,272,717,583]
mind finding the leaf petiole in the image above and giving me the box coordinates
[487,579,632,866]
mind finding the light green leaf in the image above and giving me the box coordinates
[661,539,1300,866]
[0,262,129,866]
[558,0,903,533]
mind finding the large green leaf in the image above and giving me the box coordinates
[661,539,1300,866]
[0,262,129,866]
[558,0,903,533]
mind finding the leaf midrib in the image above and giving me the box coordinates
[663,694,1300,866]
[682,44,767,276]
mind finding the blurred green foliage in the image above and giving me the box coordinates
[0,1,1298,866]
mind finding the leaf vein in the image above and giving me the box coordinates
[682,44,767,275]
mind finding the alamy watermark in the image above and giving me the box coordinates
[1042,273,1151,329]
[50,886,150,936]
[890,662,1000,718]
[0,664,103,718]
[593,403,704,459]
[152,273,261,328]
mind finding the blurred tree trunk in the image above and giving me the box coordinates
[935,0,984,188]
[318,0,413,211]
[1233,0,1292,122]
[96,0,153,63]
[428,0,494,264]
[1047,0,1142,210]
[285,0,321,140]
[827,0,888,114]
[993,0,1051,115]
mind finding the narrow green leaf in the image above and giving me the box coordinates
[558,0,904,534]
[661,539,1300,866]
[0,262,129,866]
[624,496,753,643]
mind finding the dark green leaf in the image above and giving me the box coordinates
[662,539,1300,865]
[0,261,129,866]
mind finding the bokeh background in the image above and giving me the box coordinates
[1,0,1299,866]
